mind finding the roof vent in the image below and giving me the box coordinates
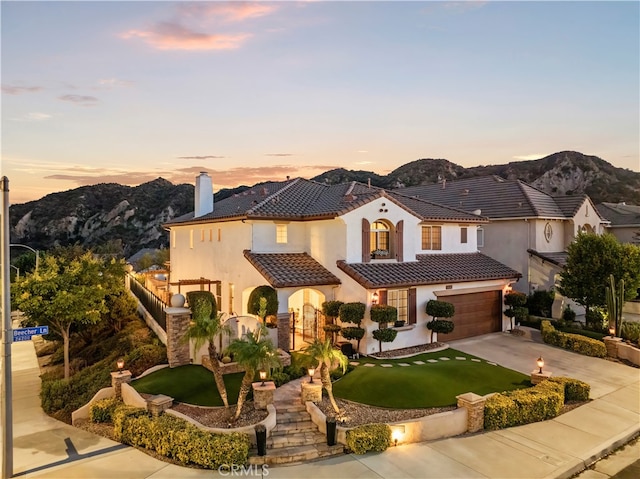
[473,209,482,215]
[462,189,469,196]
[261,187,269,196]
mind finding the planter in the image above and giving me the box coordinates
[394,321,406,328]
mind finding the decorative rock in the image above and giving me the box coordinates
[170,293,185,308]
[381,364,393,368]
[456,392,487,433]
[252,381,276,410]
[301,381,322,403]
[111,370,132,399]
[427,359,438,363]
[413,361,425,365]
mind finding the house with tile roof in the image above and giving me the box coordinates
[164,173,521,355]
[398,176,609,317]
[595,202,640,244]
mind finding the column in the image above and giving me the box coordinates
[165,305,192,368]
[456,392,487,433]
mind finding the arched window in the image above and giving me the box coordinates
[370,220,391,258]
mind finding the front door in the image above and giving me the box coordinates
[302,303,317,343]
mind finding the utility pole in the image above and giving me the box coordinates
[1,176,13,479]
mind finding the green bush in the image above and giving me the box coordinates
[112,406,250,468]
[426,320,455,335]
[330,363,355,381]
[504,291,527,308]
[370,305,397,324]
[125,344,168,377]
[345,423,391,454]
[558,327,606,341]
[186,291,218,318]
[247,286,278,318]
[540,320,606,358]
[527,289,555,318]
[271,371,291,387]
[90,397,122,423]
[562,306,576,323]
[322,300,344,319]
[621,322,640,344]
[425,300,455,318]
[339,302,366,325]
[340,327,365,342]
[372,328,398,343]
[323,324,342,333]
[545,377,590,402]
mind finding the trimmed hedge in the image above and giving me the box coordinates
[540,320,606,358]
[322,300,344,319]
[339,302,366,325]
[370,305,397,324]
[90,397,122,423]
[112,406,250,469]
[372,328,398,343]
[346,423,391,454]
[426,319,455,335]
[186,291,218,318]
[247,286,278,318]
[484,376,590,430]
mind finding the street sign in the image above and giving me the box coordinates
[13,326,49,342]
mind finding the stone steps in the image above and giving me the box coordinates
[271,422,319,434]
[266,431,328,448]
[248,443,344,466]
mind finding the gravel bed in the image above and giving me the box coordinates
[172,402,268,428]
[368,342,447,359]
[316,397,456,427]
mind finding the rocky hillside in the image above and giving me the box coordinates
[313,151,640,205]
[9,179,248,256]
[10,151,638,255]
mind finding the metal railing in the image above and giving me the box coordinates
[126,273,167,331]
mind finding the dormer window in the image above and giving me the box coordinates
[422,225,442,250]
[276,224,288,244]
[370,221,390,258]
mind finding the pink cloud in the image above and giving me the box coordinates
[121,22,250,51]
[2,84,42,95]
[177,2,278,22]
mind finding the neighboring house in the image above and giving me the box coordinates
[398,176,609,317]
[164,173,521,355]
[595,202,640,244]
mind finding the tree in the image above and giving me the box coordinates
[182,293,230,408]
[322,300,344,344]
[504,292,528,330]
[302,338,348,414]
[339,302,366,352]
[225,325,281,421]
[558,233,640,324]
[425,300,455,342]
[606,274,625,337]
[14,251,126,380]
[369,305,398,352]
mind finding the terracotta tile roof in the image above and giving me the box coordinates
[337,253,521,289]
[527,249,568,267]
[397,176,574,219]
[244,250,341,288]
[166,178,485,226]
[596,202,640,226]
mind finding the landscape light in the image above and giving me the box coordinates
[117,358,125,373]
[536,356,544,374]
[609,327,615,337]
[259,370,267,386]
[391,425,405,446]
[308,367,316,383]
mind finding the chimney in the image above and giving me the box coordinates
[194,172,213,217]
[442,179,446,189]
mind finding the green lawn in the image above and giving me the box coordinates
[333,349,530,408]
[131,365,245,407]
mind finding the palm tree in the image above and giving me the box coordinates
[302,338,348,414]
[182,298,231,408]
[225,324,282,421]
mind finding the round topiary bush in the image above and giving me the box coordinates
[425,300,455,319]
[339,302,366,326]
[322,300,344,319]
[187,291,218,319]
[370,305,397,325]
[372,327,398,352]
[426,319,455,341]
[247,285,278,318]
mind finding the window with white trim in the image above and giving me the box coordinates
[370,220,391,257]
[276,224,288,244]
[421,225,442,250]
[477,227,484,248]
[388,289,407,323]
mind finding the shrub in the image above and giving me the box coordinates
[372,328,398,343]
[621,322,640,344]
[322,300,344,319]
[247,286,278,318]
[90,397,122,423]
[341,327,365,342]
[426,320,455,335]
[125,343,167,377]
[345,423,391,454]
[271,371,291,387]
[323,324,342,333]
[339,302,366,326]
[425,300,455,318]
[370,305,397,324]
[504,292,528,328]
[585,308,606,330]
[186,291,218,318]
[545,377,590,402]
[527,289,555,318]
[330,363,355,381]
[112,406,250,468]
[562,306,576,323]
[540,320,606,358]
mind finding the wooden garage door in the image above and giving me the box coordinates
[442,291,502,341]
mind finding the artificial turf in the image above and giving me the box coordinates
[332,348,530,408]
[131,365,245,407]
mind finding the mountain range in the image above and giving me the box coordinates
[9,151,639,256]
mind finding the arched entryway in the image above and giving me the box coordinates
[288,288,327,350]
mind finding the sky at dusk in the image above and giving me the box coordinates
[2,0,639,205]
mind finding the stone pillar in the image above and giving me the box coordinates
[530,370,552,385]
[147,394,174,417]
[301,381,322,404]
[252,382,276,410]
[604,336,622,359]
[165,306,192,368]
[277,313,290,352]
[111,371,132,399]
[456,392,487,433]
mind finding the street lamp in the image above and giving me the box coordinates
[10,243,39,276]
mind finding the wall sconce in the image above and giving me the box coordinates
[372,292,379,305]
[308,367,316,383]
[259,370,267,386]
[536,356,544,374]
[391,425,405,446]
[117,358,125,373]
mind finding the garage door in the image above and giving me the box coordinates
[440,290,502,341]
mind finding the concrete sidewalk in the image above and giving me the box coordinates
[2,331,639,478]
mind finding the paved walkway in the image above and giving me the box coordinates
[2,330,638,478]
